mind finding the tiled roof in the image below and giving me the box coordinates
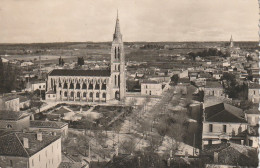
[0,132,60,157]
[205,81,223,88]
[204,103,246,123]
[202,143,258,167]
[0,111,29,120]
[30,120,68,129]
[245,108,260,114]
[141,80,160,84]
[49,69,110,77]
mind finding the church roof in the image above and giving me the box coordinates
[49,69,110,77]
[30,120,68,129]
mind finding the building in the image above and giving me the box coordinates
[45,14,126,102]
[0,95,20,111]
[245,108,260,148]
[27,81,46,91]
[0,111,30,131]
[29,120,68,139]
[230,35,234,48]
[248,82,260,103]
[141,81,164,96]
[0,132,62,168]
[202,103,247,147]
[204,81,225,98]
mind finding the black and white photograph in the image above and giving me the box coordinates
[0,0,259,167]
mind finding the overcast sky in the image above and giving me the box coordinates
[0,0,258,43]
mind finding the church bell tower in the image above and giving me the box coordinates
[110,11,126,100]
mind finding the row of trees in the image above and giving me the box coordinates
[0,57,23,93]
[188,48,229,60]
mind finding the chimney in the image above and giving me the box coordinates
[53,132,57,136]
[214,152,218,163]
[37,132,42,141]
[23,138,29,148]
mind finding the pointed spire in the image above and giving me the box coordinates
[113,10,122,41]
[230,35,233,41]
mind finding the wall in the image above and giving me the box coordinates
[204,88,225,98]
[0,156,28,168]
[248,89,259,103]
[141,83,163,96]
[4,98,20,111]
[0,116,30,131]
[28,138,62,168]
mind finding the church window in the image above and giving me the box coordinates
[115,47,117,59]
[118,75,120,86]
[89,83,93,89]
[83,92,87,97]
[70,92,74,97]
[76,83,80,89]
[82,83,87,89]
[96,92,99,98]
[118,47,120,59]
[103,93,106,98]
[95,83,100,90]
[63,83,67,89]
[90,92,93,98]
[59,83,61,87]
[115,75,117,86]
[77,92,80,98]
[102,83,106,90]
[64,91,67,97]
[69,83,74,89]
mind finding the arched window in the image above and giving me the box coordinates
[59,83,62,87]
[6,124,12,128]
[69,83,74,89]
[77,92,80,98]
[89,83,93,89]
[95,84,100,90]
[70,92,74,97]
[60,91,62,95]
[83,92,87,97]
[82,83,87,89]
[115,65,117,71]
[90,92,93,98]
[64,91,67,97]
[102,93,106,98]
[118,75,120,86]
[114,75,117,86]
[101,83,106,90]
[76,83,80,89]
[96,92,99,98]
[63,82,67,89]
[115,47,117,59]
[118,47,120,59]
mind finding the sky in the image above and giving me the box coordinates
[0,0,258,43]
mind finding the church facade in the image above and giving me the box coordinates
[45,14,126,102]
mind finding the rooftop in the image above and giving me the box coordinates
[30,120,68,129]
[0,132,60,157]
[205,81,223,88]
[0,111,29,121]
[204,103,246,123]
[245,108,260,115]
[49,69,111,77]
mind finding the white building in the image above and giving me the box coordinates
[202,103,247,148]
[0,132,62,168]
[27,81,46,91]
[141,81,164,96]
[248,82,260,104]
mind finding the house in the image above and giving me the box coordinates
[0,111,30,131]
[0,95,20,111]
[141,80,164,96]
[175,78,190,95]
[29,120,68,139]
[202,143,258,167]
[202,103,247,147]
[245,108,260,148]
[248,82,260,103]
[204,81,225,98]
[0,132,62,168]
[27,81,46,91]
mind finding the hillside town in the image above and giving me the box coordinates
[0,4,259,168]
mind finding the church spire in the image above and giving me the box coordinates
[113,10,122,41]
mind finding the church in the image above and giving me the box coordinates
[45,14,126,102]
